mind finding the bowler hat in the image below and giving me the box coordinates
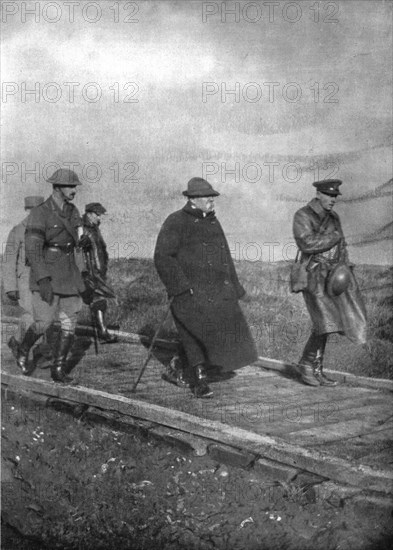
[313,179,342,196]
[24,196,44,209]
[46,168,82,186]
[85,202,107,215]
[183,177,220,197]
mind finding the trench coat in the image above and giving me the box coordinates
[154,202,258,371]
[25,197,85,296]
[293,198,367,344]
[3,216,35,330]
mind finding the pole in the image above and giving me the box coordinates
[131,297,174,392]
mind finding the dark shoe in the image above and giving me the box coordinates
[51,331,74,383]
[192,379,213,398]
[299,363,320,387]
[161,356,190,388]
[314,369,338,387]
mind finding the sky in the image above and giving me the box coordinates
[1,0,392,265]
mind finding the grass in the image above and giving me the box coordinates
[2,258,392,379]
[104,258,392,379]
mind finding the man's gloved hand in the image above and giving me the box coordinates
[78,234,92,251]
[38,277,54,305]
[6,290,20,302]
[239,292,253,303]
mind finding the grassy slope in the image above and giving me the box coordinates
[2,258,392,379]
[105,259,392,379]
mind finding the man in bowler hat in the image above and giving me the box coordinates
[18,168,86,382]
[154,177,258,398]
[293,179,367,386]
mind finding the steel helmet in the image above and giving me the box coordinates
[327,264,351,297]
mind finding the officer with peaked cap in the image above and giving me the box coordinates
[78,202,118,343]
[17,168,86,382]
[154,177,258,398]
[4,196,46,363]
[292,179,367,386]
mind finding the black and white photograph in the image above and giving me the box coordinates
[1,1,392,548]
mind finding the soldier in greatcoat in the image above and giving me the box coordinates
[15,168,85,382]
[293,179,367,386]
[3,196,45,344]
[79,202,117,343]
[154,177,258,398]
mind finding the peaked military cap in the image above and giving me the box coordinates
[24,195,44,209]
[46,168,82,186]
[85,202,107,215]
[313,179,342,196]
[182,177,220,197]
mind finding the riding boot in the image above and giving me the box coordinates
[313,335,338,386]
[95,310,118,343]
[51,331,74,383]
[298,333,321,387]
[9,326,42,375]
[192,364,213,398]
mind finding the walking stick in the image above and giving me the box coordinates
[132,297,174,393]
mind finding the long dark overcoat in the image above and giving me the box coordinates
[154,202,258,371]
[293,198,367,344]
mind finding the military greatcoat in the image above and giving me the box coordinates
[293,198,367,344]
[154,202,258,371]
[25,197,85,295]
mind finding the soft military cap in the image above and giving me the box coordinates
[47,168,82,186]
[85,202,107,215]
[183,177,220,197]
[24,196,44,208]
[313,179,342,196]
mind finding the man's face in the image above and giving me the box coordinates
[60,185,77,202]
[317,191,337,211]
[192,196,215,213]
[88,212,101,226]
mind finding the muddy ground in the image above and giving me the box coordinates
[1,392,392,550]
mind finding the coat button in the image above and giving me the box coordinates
[224,280,229,285]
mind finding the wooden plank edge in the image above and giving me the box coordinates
[256,356,393,392]
[2,371,393,495]
[4,386,392,511]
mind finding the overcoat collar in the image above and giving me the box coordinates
[182,200,216,220]
[308,197,338,221]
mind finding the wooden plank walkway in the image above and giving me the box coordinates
[2,322,393,497]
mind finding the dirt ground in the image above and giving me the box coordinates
[1,392,392,550]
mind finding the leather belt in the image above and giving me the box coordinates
[47,243,74,253]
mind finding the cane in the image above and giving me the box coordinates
[132,297,174,393]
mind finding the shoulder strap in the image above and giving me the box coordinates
[48,202,79,244]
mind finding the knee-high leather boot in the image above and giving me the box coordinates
[314,335,338,386]
[51,331,74,383]
[298,333,321,387]
[9,326,42,375]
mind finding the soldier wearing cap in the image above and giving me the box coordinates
[154,177,258,398]
[293,179,367,386]
[14,168,86,382]
[78,202,117,343]
[4,196,45,355]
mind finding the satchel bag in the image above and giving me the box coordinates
[290,250,312,293]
